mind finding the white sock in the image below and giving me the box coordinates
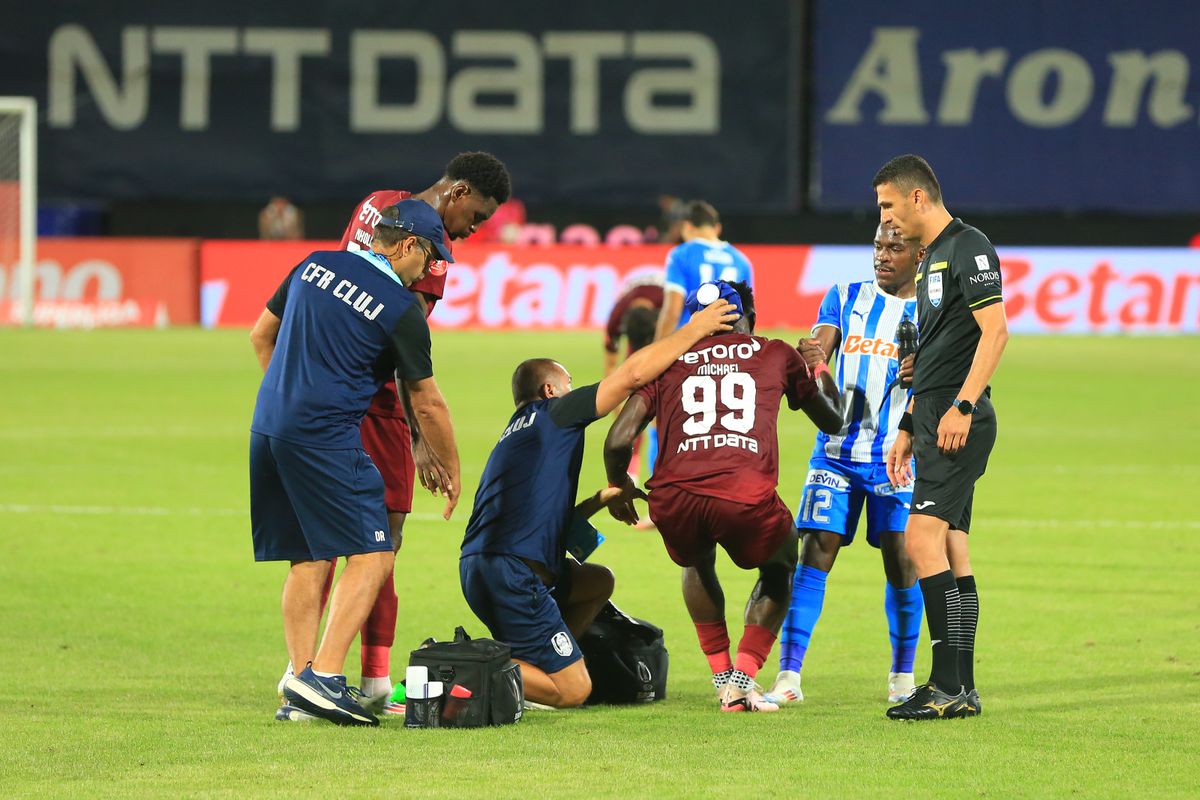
[362,676,392,698]
[313,670,339,679]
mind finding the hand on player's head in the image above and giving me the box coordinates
[686,299,740,336]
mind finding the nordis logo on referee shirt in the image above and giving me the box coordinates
[842,335,899,360]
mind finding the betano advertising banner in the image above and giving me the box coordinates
[0,3,798,210]
[1,237,199,327]
[811,1,1200,212]
[199,241,1200,334]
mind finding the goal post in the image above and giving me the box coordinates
[0,97,37,327]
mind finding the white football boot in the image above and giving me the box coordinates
[763,670,804,706]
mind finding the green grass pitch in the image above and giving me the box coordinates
[0,328,1197,799]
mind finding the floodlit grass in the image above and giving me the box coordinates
[0,329,1196,798]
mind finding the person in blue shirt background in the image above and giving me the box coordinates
[654,200,754,338]
[248,199,459,727]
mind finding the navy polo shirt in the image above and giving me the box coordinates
[460,384,601,574]
[251,249,431,450]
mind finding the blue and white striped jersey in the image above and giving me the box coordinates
[812,281,917,463]
[664,238,754,326]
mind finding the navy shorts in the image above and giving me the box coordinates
[250,432,393,562]
[459,553,582,674]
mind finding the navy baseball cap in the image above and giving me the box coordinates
[684,281,744,318]
[376,199,455,263]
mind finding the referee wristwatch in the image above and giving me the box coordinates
[953,398,977,415]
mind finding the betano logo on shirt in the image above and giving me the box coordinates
[841,334,898,359]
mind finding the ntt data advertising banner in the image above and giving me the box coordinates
[199,242,1200,334]
[0,3,797,209]
[812,1,1200,212]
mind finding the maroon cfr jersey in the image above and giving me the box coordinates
[637,334,818,505]
[339,189,451,418]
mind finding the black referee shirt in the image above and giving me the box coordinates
[911,218,1004,398]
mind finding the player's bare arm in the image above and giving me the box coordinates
[594,300,738,417]
[887,401,916,489]
[396,288,456,494]
[799,366,844,435]
[602,394,655,524]
[937,302,1009,455]
[399,377,450,496]
[250,308,282,372]
[403,375,462,519]
[653,289,685,342]
[576,484,648,521]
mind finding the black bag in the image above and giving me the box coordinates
[408,627,523,727]
[579,602,669,704]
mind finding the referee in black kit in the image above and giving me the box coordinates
[872,155,1008,720]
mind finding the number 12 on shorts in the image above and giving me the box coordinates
[799,487,833,524]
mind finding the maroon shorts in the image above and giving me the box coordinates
[648,485,795,569]
[359,413,415,514]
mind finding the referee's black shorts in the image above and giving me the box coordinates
[911,393,997,532]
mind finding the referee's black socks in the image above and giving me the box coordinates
[956,575,979,693]
[918,570,962,693]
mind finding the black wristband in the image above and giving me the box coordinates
[898,411,914,434]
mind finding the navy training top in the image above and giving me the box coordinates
[460,384,601,575]
[251,249,432,450]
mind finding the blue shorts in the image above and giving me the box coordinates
[794,455,913,548]
[250,432,392,562]
[459,553,582,674]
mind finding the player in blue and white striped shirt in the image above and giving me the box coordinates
[765,224,926,706]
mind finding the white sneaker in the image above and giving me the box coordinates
[888,671,916,703]
[763,670,804,706]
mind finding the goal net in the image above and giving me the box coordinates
[0,97,36,327]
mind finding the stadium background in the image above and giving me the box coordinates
[0,2,1197,798]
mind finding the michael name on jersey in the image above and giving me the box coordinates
[841,335,898,360]
[300,262,385,321]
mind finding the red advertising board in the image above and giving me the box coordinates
[197,240,1200,334]
[1,237,200,326]
[199,241,821,330]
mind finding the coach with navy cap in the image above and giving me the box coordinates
[249,198,459,727]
